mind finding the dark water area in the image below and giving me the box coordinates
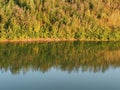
[0,42,120,90]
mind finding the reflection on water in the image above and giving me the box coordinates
[0,42,120,74]
[0,42,120,90]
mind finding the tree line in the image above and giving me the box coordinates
[0,0,120,41]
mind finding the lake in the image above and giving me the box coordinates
[0,42,120,90]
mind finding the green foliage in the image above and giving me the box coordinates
[0,0,120,41]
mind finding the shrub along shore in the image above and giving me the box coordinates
[0,0,120,42]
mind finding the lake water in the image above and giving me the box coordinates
[0,42,120,90]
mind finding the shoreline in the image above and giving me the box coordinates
[0,38,119,43]
[0,38,77,43]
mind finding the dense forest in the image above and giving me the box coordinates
[0,42,120,74]
[0,0,120,41]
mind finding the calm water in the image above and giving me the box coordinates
[0,42,120,90]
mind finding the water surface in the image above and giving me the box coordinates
[0,42,120,90]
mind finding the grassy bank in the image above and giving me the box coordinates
[0,0,120,41]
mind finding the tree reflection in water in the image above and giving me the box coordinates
[0,42,120,74]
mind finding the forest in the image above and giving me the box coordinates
[0,0,120,41]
